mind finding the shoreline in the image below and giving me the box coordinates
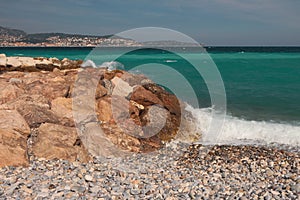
[0,55,299,198]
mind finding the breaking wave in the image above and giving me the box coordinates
[81,60,124,71]
[186,105,300,146]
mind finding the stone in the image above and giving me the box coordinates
[0,110,30,135]
[97,95,141,125]
[18,57,37,71]
[0,81,24,104]
[49,57,61,68]
[23,73,70,100]
[6,57,21,68]
[16,104,59,128]
[111,76,133,98]
[96,95,164,152]
[32,123,90,162]
[0,94,50,110]
[0,53,6,66]
[71,185,86,193]
[61,58,82,70]
[140,105,168,138]
[84,175,93,182]
[51,97,75,127]
[0,110,30,167]
[0,94,54,128]
[97,96,113,123]
[119,71,151,86]
[130,85,162,106]
[143,83,181,115]
[78,122,128,157]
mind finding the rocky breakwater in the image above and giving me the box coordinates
[0,54,81,72]
[0,56,200,168]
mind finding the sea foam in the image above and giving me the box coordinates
[185,105,300,146]
[81,60,124,71]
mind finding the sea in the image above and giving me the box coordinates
[1,46,300,146]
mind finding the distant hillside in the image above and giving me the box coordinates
[0,26,116,44]
[0,26,26,37]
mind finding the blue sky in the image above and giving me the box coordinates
[0,0,299,45]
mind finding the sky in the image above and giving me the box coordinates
[0,0,299,46]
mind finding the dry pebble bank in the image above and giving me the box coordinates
[0,142,299,199]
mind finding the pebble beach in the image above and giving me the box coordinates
[0,142,299,199]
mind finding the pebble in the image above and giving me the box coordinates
[84,174,93,182]
[0,142,298,199]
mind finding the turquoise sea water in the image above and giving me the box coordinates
[1,47,300,126]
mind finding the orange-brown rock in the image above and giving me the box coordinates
[60,58,82,70]
[119,71,151,86]
[0,94,57,128]
[17,104,59,128]
[0,110,30,167]
[143,83,181,116]
[130,85,162,106]
[23,74,70,101]
[51,97,74,127]
[97,95,141,125]
[96,95,165,152]
[32,123,90,162]
[0,94,50,110]
[0,80,24,104]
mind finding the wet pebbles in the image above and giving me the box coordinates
[0,142,299,199]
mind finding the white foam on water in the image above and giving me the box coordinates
[165,60,178,63]
[99,61,124,71]
[81,60,124,71]
[186,105,300,146]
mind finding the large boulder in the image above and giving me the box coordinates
[96,95,168,152]
[0,94,56,128]
[0,81,24,104]
[118,71,152,86]
[143,83,181,115]
[111,76,133,98]
[78,122,129,157]
[22,73,70,100]
[17,104,59,128]
[51,97,74,127]
[130,85,162,106]
[32,123,90,162]
[0,110,30,167]
[0,71,25,80]
[0,94,50,110]
[60,58,82,70]
[6,57,22,68]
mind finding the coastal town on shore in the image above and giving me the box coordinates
[0,26,199,47]
[0,34,141,47]
[0,26,141,47]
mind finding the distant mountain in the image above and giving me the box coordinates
[0,26,116,44]
[0,26,26,37]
